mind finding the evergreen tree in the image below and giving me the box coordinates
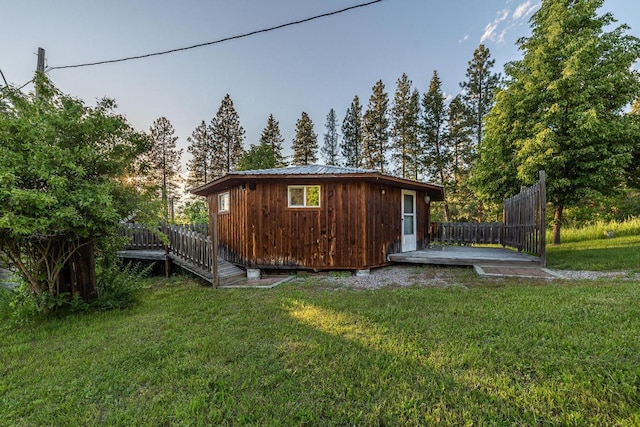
[363,80,390,173]
[473,0,640,244]
[147,116,183,219]
[186,120,211,189]
[446,95,479,221]
[209,94,245,175]
[421,71,451,220]
[321,108,340,166]
[341,96,364,168]
[260,114,286,167]
[291,112,318,165]
[460,44,500,149]
[391,73,421,179]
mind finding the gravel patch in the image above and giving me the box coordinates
[552,269,640,280]
[302,265,639,290]
[307,265,466,290]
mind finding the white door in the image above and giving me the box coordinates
[401,190,417,252]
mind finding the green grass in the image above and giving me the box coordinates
[547,218,640,271]
[2,274,639,426]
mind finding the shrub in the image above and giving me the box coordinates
[92,262,153,310]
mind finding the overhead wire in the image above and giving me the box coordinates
[47,0,382,72]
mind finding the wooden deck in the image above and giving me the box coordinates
[118,250,245,286]
[388,245,544,267]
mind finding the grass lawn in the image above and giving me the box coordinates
[547,234,640,272]
[546,220,640,272]
[1,273,639,426]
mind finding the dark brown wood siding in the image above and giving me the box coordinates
[209,179,432,270]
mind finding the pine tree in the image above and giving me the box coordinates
[460,44,500,149]
[421,71,451,220]
[341,96,364,168]
[186,120,211,189]
[291,112,318,166]
[260,114,286,167]
[321,108,340,166]
[147,116,183,219]
[209,94,245,175]
[391,73,421,179]
[446,95,479,221]
[363,80,390,173]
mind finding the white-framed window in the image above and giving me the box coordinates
[218,192,230,213]
[288,185,320,208]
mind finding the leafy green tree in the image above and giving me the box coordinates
[474,0,640,244]
[421,70,451,220]
[363,80,390,173]
[147,117,183,219]
[321,108,340,166]
[460,44,500,149]
[209,94,245,175]
[628,99,640,188]
[391,73,421,179]
[291,112,318,165]
[341,96,364,168]
[0,76,152,305]
[237,142,278,171]
[186,120,211,189]
[179,199,209,225]
[260,114,286,167]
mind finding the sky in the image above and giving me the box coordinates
[2,0,639,168]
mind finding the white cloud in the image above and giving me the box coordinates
[480,1,540,45]
[480,9,510,43]
[513,0,539,20]
[513,0,531,20]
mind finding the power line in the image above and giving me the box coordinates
[48,0,382,72]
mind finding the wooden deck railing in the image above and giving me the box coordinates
[429,171,546,263]
[430,222,503,245]
[119,223,163,250]
[165,224,215,275]
[119,222,216,280]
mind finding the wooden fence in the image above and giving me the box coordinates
[503,170,546,260]
[430,171,546,262]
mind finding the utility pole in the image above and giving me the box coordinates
[36,47,45,97]
[37,47,45,74]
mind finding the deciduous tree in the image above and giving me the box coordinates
[474,0,640,244]
[0,76,152,305]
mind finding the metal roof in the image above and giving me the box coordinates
[190,164,445,201]
[231,164,376,176]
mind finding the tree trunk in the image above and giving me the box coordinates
[552,205,563,245]
[58,240,98,302]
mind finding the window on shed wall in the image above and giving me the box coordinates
[218,192,230,213]
[288,185,320,207]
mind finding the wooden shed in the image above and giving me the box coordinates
[191,165,444,271]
